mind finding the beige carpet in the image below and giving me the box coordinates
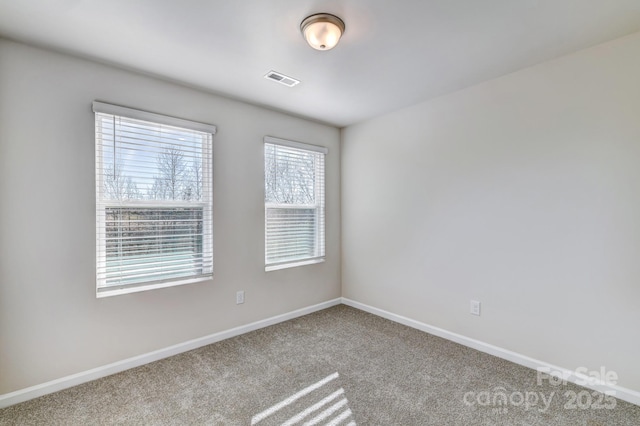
[1,305,639,425]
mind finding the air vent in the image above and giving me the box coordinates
[264,71,300,87]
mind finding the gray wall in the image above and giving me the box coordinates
[342,33,640,393]
[0,39,341,394]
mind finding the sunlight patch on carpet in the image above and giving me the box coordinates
[252,372,356,425]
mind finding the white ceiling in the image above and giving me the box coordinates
[1,0,640,127]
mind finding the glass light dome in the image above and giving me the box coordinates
[301,14,345,51]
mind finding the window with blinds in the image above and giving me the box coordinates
[93,101,215,297]
[264,136,327,271]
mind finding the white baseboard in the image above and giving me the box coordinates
[0,298,342,409]
[340,297,640,407]
[4,297,638,409]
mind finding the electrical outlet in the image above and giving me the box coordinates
[470,300,481,316]
[236,291,245,305]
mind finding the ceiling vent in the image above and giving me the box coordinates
[264,71,300,87]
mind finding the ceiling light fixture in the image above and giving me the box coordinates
[300,13,345,51]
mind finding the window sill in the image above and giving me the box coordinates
[265,258,325,272]
[96,275,212,298]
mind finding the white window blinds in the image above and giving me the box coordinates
[264,136,327,271]
[94,102,215,296]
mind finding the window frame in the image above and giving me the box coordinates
[264,136,327,271]
[93,101,216,297]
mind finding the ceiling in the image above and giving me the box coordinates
[1,0,640,127]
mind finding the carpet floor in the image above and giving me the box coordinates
[1,305,639,425]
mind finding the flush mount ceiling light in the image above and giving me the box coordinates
[300,13,345,51]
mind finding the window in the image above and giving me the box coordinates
[93,102,215,297]
[264,136,327,271]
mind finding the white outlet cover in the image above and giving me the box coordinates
[470,300,481,316]
[236,291,245,304]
